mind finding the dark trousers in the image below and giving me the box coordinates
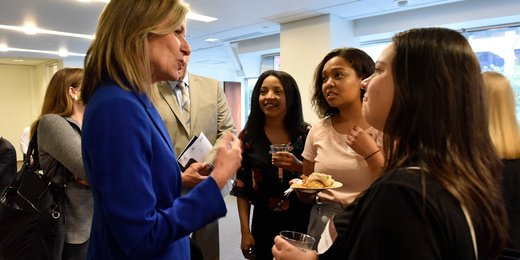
[190,238,204,260]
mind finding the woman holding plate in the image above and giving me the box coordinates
[301,48,384,249]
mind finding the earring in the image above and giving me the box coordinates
[74,95,79,101]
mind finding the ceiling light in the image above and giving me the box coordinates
[204,38,219,42]
[0,24,94,39]
[186,12,218,23]
[3,46,85,57]
[58,48,69,57]
[76,0,218,22]
[23,24,37,35]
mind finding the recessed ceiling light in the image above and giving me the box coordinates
[23,23,37,35]
[204,38,219,42]
[58,48,69,57]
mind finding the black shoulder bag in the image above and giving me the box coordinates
[0,129,66,260]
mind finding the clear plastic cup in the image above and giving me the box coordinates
[270,144,290,181]
[279,230,316,250]
[270,144,289,155]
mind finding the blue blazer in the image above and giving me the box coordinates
[82,82,226,259]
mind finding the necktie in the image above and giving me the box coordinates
[177,81,191,130]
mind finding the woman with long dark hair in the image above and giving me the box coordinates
[231,70,311,259]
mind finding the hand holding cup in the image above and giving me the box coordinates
[272,231,318,260]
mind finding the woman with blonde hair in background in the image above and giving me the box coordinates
[30,67,92,259]
[482,71,520,254]
[80,0,242,259]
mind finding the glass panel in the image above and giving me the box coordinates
[242,77,258,126]
[360,27,520,121]
[261,53,280,73]
[466,26,520,121]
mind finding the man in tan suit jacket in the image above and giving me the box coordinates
[155,54,236,260]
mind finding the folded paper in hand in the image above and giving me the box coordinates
[177,132,213,170]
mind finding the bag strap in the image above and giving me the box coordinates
[65,119,82,135]
[461,204,478,260]
[29,118,81,185]
[8,131,40,186]
[58,117,82,186]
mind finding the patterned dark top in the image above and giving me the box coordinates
[231,124,312,259]
[231,125,308,212]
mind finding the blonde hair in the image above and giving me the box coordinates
[30,68,84,138]
[483,71,520,159]
[81,0,189,104]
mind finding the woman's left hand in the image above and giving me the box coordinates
[272,235,318,260]
[345,125,379,158]
[272,151,303,173]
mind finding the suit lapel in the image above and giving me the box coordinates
[157,82,190,133]
[133,92,174,154]
[188,73,199,133]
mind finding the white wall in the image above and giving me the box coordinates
[280,15,332,124]
[0,65,36,160]
[0,60,61,161]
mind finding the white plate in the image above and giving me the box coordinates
[290,181,343,193]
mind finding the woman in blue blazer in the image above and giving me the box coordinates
[80,0,242,259]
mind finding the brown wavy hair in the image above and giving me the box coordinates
[30,68,83,139]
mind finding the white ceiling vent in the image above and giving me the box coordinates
[395,0,409,7]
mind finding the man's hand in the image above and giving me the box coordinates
[181,162,211,188]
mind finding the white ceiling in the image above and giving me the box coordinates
[0,0,467,68]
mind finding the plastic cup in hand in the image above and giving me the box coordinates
[270,144,289,181]
[279,230,316,251]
